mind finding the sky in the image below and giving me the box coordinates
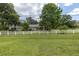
[13,3,79,21]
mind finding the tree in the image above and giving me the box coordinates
[40,3,62,30]
[0,3,19,30]
[39,20,52,30]
[21,21,29,31]
[26,17,38,24]
[59,14,76,29]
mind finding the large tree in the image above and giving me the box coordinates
[39,3,62,30]
[0,3,19,30]
[59,14,76,29]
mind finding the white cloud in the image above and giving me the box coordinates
[14,3,45,20]
[64,3,73,6]
[67,8,79,15]
[13,3,21,7]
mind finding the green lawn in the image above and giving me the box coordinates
[0,33,79,56]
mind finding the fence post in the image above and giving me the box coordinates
[55,30,58,34]
[23,31,25,35]
[31,31,32,34]
[0,32,1,36]
[73,30,75,34]
[38,31,40,34]
[15,31,16,35]
[46,31,48,34]
[7,31,9,35]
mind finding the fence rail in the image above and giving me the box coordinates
[0,29,79,35]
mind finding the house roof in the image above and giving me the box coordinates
[29,24,39,27]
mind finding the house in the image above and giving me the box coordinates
[28,24,39,31]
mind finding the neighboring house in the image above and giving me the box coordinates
[9,24,39,31]
[28,24,39,31]
[9,25,22,31]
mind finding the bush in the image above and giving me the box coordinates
[21,22,29,31]
[57,25,69,30]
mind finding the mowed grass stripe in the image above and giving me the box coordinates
[0,33,78,55]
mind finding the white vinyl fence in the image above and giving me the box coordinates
[0,29,79,35]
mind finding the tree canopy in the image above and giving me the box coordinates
[40,3,62,30]
[26,17,38,24]
[39,3,76,30]
[0,3,19,30]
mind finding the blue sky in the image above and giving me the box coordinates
[58,3,79,20]
[13,3,79,21]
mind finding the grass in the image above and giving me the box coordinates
[0,33,79,56]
